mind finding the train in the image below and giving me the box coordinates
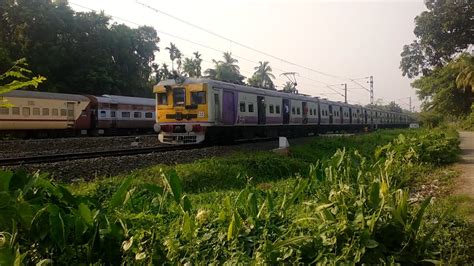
[153,78,411,144]
[0,90,155,137]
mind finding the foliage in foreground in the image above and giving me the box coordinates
[0,129,470,264]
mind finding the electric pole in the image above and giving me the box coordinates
[409,96,412,112]
[344,83,347,103]
[369,76,374,105]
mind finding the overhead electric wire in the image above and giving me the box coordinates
[70,1,370,103]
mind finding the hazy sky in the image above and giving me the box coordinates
[71,0,426,110]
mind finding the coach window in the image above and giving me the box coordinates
[122,112,130,118]
[276,105,280,114]
[52,109,58,116]
[157,93,167,105]
[60,109,67,116]
[248,103,254,113]
[309,109,313,116]
[240,102,246,112]
[100,110,106,118]
[269,104,274,114]
[23,107,30,116]
[0,107,8,115]
[292,107,295,114]
[191,91,206,105]
[111,111,116,118]
[12,107,19,115]
[134,112,142,118]
[42,108,49,116]
[145,112,153,118]
[173,88,185,106]
[296,107,301,115]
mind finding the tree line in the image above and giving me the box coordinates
[400,0,473,123]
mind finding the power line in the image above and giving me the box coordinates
[135,0,355,81]
[70,1,370,103]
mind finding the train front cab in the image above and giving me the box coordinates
[153,82,210,144]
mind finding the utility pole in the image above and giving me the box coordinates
[369,76,374,105]
[344,83,347,103]
[409,96,412,112]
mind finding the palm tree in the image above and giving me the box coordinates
[283,81,296,93]
[204,52,245,84]
[193,51,202,77]
[165,42,182,72]
[248,61,275,90]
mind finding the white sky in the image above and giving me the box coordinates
[70,0,426,110]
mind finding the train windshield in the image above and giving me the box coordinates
[157,93,167,105]
[173,88,185,106]
[191,91,206,105]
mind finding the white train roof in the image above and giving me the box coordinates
[2,90,89,102]
[96,95,155,106]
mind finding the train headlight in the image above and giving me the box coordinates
[184,124,193,132]
[153,123,161,132]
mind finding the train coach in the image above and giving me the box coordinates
[0,90,155,137]
[153,78,410,144]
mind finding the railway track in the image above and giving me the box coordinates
[0,144,203,166]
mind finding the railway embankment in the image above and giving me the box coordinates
[1,128,472,264]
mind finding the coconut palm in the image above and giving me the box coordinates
[204,52,245,84]
[248,61,275,90]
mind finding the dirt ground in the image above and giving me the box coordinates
[454,131,474,221]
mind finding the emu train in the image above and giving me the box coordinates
[0,90,155,137]
[153,78,411,144]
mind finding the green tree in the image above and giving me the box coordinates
[282,81,296,93]
[0,0,159,97]
[152,63,171,83]
[165,42,182,74]
[0,58,46,107]
[204,52,245,84]
[248,61,275,90]
[412,55,473,117]
[182,51,203,78]
[399,0,473,78]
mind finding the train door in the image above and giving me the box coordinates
[328,105,333,124]
[214,93,220,123]
[66,102,75,128]
[257,96,266,124]
[222,91,235,125]
[110,104,117,128]
[282,99,290,124]
[340,106,343,124]
[349,108,353,124]
[302,102,308,124]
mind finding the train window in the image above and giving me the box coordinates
[60,109,67,116]
[22,107,30,116]
[191,91,206,105]
[157,93,167,105]
[276,105,280,114]
[100,110,106,118]
[296,107,301,115]
[42,108,49,116]
[122,112,130,118]
[269,105,274,114]
[240,102,246,112]
[111,111,116,118]
[145,112,153,118]
[292,107,295,114]
[12,107,19,115]
[32,108,40,115]
[52,109,58,116]
[173,88,185,106]
[309,109,313,115]
[134,112,142,118]
[248,103,254,113]
[0,107,8,115]
[68,110,74,117]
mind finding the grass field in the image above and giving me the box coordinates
[1,128,472,264]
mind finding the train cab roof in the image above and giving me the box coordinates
[95,95,155,106]
[2,90,89,102]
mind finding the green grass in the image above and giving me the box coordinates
[4,128,471,264]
